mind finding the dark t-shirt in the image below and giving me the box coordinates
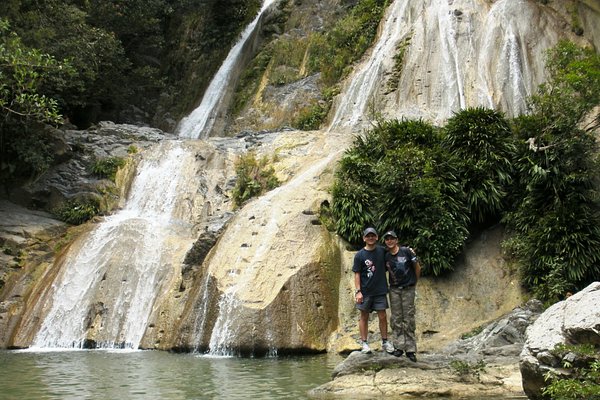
[385,246,418,287]
[352,245,388,296]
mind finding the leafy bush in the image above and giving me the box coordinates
[502,41,600,303]
[442,107,515,224]
[293,102,329,130]
[91,157,126,181]
[450,359,487,380]
[54,199,100,225]
[307,0,389,86]
[331,119,469,275]
[232,152,280,207]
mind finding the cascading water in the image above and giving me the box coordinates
[32,141,200,349]
[477,0,532,116]
[177,0,278,139]
[29,0,280,351]
[328,0,410,132]
[329,0,549,131]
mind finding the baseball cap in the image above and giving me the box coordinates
[363,227,378,236]
[383,230,398,238]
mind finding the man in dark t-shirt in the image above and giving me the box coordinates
[352,227,395,354]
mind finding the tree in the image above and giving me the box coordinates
[0,18,73,180]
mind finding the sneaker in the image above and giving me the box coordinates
[392,349,404,357]
[382,340,395,354]
[360,341,372,354]
[406,352,417,362]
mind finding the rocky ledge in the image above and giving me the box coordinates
[310,300,544,399]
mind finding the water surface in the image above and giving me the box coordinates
[0,350,341,400]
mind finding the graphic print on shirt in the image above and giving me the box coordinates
[387,252,410,286]
[365,258,375,281]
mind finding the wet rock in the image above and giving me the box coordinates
[519,282,600,399]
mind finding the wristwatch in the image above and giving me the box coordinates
[354,289,361,295]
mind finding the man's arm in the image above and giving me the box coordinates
[354,271,363,303]
[414,261,421,280]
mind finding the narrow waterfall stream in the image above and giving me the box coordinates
[328,0,410,131]
[176,0,278,139]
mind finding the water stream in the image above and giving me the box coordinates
[329,0,410,131]
[176,0,279,139]
[32,141,200,349]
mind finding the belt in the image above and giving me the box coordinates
[391,284,415,289]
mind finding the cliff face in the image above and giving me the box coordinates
[0,0,598,353]
[225,0,599,134]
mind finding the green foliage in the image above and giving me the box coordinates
[0,19,67,125]
[442,107,515,224]
[54,198,100,225]
[449,359,487,380]
[91,157,126,181]
[543,344,600,400]
[331,119,469,274]
[293,101,328,130]
[529,40,600,134]
[232,152,280,208]
[307,0,389,86]
[0,19,74,181]
[503,41,600,303]
[387,36,411,92]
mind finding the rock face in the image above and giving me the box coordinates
[519,282,600,399]
[328,0,599,133]
[8,122,174,214]
[0,201,69,347]
[144,129,354,353]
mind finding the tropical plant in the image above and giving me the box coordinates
[442,107,515,224]
[543,344,600,399]
[331,119,469,275]
[232,152,280,207]
[503,41,600,303]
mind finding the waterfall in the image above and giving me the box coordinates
[435,2,467,114]
[477,0,532,116]
[328,0,410,132]
[176,0,279,139]
[28,0,280,351]
[32,141,200,349]
[329,0,548,130]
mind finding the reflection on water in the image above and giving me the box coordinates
[0,350,342,400]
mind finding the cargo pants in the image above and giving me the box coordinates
[389,285,417,352]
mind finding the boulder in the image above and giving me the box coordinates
[519,282,600,399]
